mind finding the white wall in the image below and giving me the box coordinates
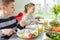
[58,0,60,4]
[14,0,30,15]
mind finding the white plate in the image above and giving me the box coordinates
[17,28,38,38]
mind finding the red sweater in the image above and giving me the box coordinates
[15,12,23,21]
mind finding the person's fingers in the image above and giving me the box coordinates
[7,33,12,36]
[9,29,16,33]
[2,29,17,36]
[7,30,13,36]
[5,29,12,36]
[11,29,17,34]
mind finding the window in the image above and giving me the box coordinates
[30,0,44,17]
[30,0,58,19]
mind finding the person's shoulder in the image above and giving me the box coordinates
[8,16,14,18]
[9,16,17,21]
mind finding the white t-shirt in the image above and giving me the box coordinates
[21,13,35,25]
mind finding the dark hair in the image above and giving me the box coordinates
[1,0,15,6]
[24,3,35,13]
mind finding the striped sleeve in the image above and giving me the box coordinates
[16,20,25,30]
[0,30,3,38]
[0,17,17,29]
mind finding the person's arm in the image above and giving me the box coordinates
[0,29,16,39]
[32,14,40,24]
[21,14,33,25]
[17,20,26,30]
[17,23,25,29]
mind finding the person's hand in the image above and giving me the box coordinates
[20,21,27,27]
[34,19,40,24]
[1,29,16,36]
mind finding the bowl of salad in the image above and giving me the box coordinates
[46,31,60,40]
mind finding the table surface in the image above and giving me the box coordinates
[9,32,47,40]
[9,23,48,40]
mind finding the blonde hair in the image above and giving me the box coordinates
[24,3,35,13]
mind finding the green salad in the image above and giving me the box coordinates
[46,32,60,40]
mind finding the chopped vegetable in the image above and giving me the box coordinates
[33,32,38,37]
[28,33,33,38]
[46,32,60,40]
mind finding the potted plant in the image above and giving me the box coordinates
[50,4,60,27]
[52,4,60,19]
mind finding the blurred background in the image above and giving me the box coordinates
[15,0,60,19]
